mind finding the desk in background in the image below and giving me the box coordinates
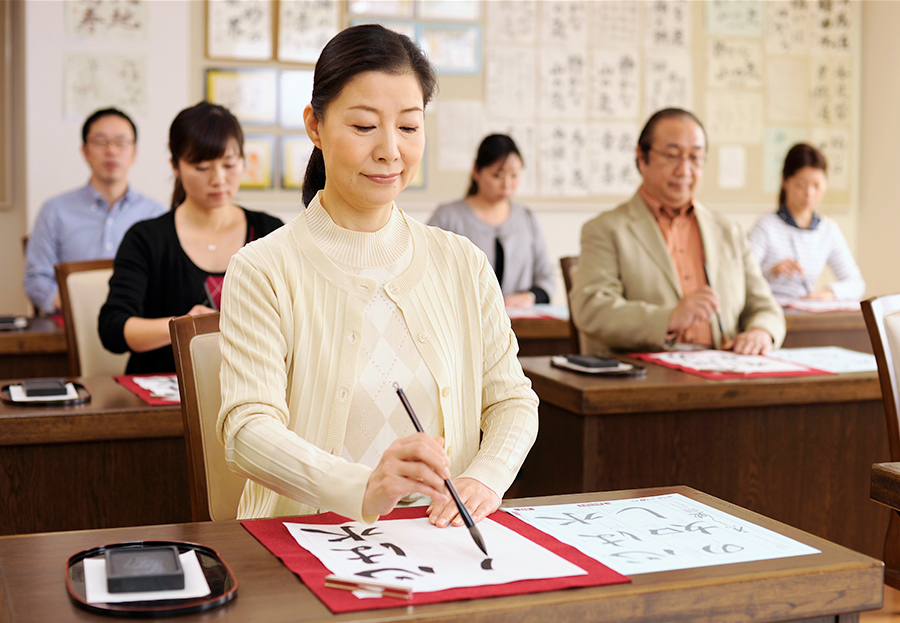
[510,317,572,356]
[0,375,190,535]
[517,356,889,559]
[0,316,68,378]
[783,309,871,353]
[0,486,882,623]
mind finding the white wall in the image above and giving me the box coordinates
[24,0,190,226]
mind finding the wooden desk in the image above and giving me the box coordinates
[0,317,68,378]
[517,356,890,559]
[783,309,872,353]
[0,486,883,623]
[0,375,190,535]
[511,317,572,356]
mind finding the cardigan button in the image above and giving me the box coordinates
[338,388,348,401]
[348,332,357,343]
[389,283,400,294]
[441,386,450,397]
[418,333,428,343]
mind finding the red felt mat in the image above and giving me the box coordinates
[241,506,630,613]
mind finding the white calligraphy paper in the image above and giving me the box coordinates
[485,0,538,44]
[810,58,852,126]
[284,517,586,592]
[419,25,481,74]
[588,122,640,196]
[437,100,484,171]
[485,46,537,119]
[539,50,588,120]
[131,374,180,401]
[590,49,640,120]
[278,0,341,64]
[540,0,589,48]
[590,1,640,48]
[766,1,810,55]
[766,58,810,123]
[708,39,762,89]
[508,494,820,575]
[643,52,692,119]
[644,0,691,50]
[706,92,763,143]
[64,53,147,117]
[65,0,148,39]
[280,70,315,129]
[540,123,590,197]
[705,0,763,37]
[206,0,272,60]
[769,346,874,374]
[416,0,481,21]
[812,0,853,55]
[643,350,818,375]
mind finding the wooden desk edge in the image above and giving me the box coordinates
[872,462,900,511]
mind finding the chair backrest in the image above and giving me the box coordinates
[560,256,582,354]
[55,259,128,377]
[862,294,900,461]
[169,312,245,522]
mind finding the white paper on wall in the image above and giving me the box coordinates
[590,49,640,120]
[810,57,852,126]
[590,0,640,48]
[64,53,148,118]
[437,100,485,171]
[643,52,692,119]
[765,0,810,55]
[718,145,746,189]
[485,46,537,119]
[706,92,763,144]
[278,0,341,64]
[644,0,691,50]
[540,0,589,48]
[539,123,589,198]
[766,58,810,123]
[705,0,763,37]
[206,0,272,60]
[65,0,149,39]
[485,0,538,44]
[588,122,640,196]
[812,0,853,55]
[707,38,762,89]
[539,50,588,120]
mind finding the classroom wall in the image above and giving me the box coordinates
[858,0,900,298]
[7,1,897,314]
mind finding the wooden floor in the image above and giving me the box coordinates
[862,585,900,621]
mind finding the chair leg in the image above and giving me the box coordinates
[885,510,900,589]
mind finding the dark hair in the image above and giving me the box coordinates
[82,108,137,144]
[466,134,522,197]
[169,101,244,209]
[302,24,437,207]
[779,143,828,206]
[635,108,707,169]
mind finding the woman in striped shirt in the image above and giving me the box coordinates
[748,143,864,302]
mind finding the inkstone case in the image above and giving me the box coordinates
[565,354,620,368]
[21,379,68,397]
[105,545,185,592]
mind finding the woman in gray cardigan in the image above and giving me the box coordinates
[429,135,555,307]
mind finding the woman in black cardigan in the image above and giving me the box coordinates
[99,102,283,374]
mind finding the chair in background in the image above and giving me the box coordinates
[55,259,127,377]
[560,256,582,355]
[861,294,900,588]
[170,312,245,522]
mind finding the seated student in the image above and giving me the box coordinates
[428,134,555,307]
[570,108,784,356]
[99,102,283,374]
[749,143,865,302]
[24,107,165,314]
[217,25,538,527]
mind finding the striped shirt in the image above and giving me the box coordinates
[748,212,865,301]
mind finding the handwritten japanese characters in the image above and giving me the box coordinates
[285,517,585,593]
[508,494,819,575]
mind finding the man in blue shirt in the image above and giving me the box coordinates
[24,108,165,314]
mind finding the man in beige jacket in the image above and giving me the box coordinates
[570,108,785,356]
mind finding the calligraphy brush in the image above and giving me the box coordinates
[702,263,732,350]
[393,383,488,556]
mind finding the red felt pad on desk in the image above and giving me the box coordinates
[241,506,630,613]
[629,351,833,379]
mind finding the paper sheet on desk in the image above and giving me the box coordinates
[783,299,861,313]
[770,346,877,374]
[635,350,828,377]
[507,493,820,575]
[506,304,570,320]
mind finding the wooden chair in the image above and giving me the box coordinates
[169,312,246,522]
[861,294,900,588]
[560,256,582,354]
[55,259,127,377]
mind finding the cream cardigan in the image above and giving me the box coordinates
[217,196,539,522]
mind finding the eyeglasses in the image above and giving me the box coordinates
[649,148,706,170]
[86,137,135,149]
